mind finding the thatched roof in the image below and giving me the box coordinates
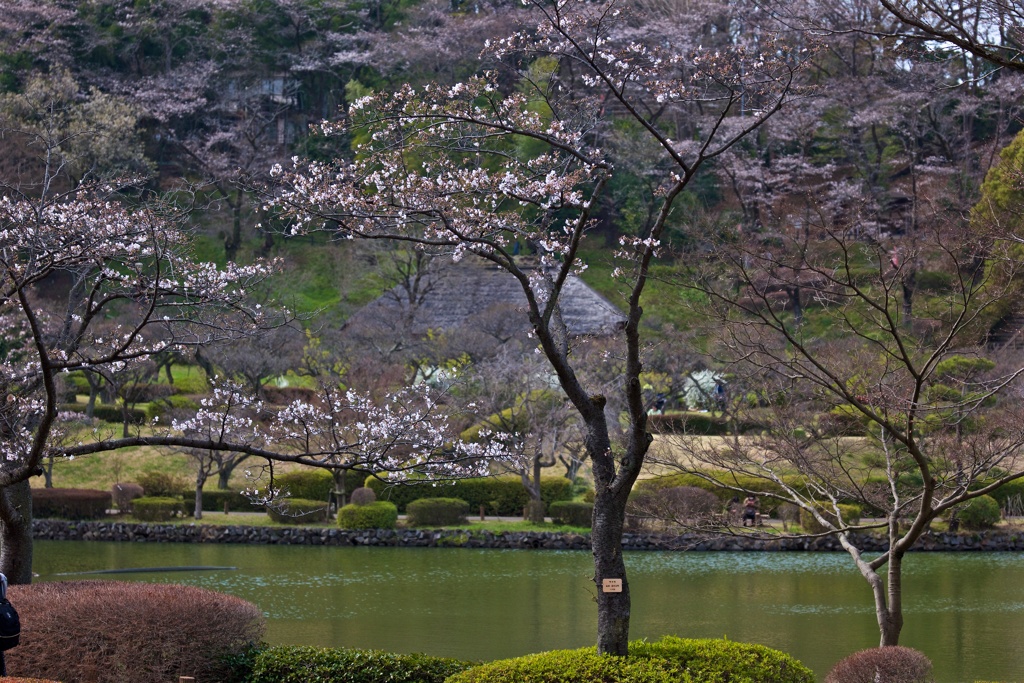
[349,258,626,337]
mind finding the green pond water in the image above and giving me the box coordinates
[32,541,1024,682]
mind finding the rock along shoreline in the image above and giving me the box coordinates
[31,519,1024,552]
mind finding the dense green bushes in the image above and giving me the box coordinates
[406,498,469,527]
[549,501,593,527]
[137,471,188,497]
[266,499,330,524]
[272,468,374,501]
[364,475,573,514]
[132,497,183,521]
[241,645,472,683]
[31,489,110,520]
[954,495,1001,530]
[447,636,814,683]
[337,501,398,529]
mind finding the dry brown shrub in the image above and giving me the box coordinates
[110,483,144,511]
[6,581,264,683]
[0,678,63,682]
[824,646,934,683]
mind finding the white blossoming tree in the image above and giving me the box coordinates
[266,0,802,654]
[0,118,505,583]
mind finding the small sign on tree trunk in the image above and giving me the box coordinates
[602,578,623,593]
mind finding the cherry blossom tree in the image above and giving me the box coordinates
[0,95,506,581]
[266,0,801,653]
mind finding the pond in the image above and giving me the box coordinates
[32,541,1024,682]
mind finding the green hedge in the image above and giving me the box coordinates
[337,501,398,529]
[448,636,814,683]
[243,645,473,683]
[549,501,593,527]
[181,489,260,513]
[406,498,470,527]
[364,475,573,514]
[985,477,1024,509]
[956,495,1001,530]
[132,497,183,521]
[270,469,373,501]
[31,488,111,520]
[267,498,330,524]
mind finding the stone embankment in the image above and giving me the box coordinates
[31,520,1024,551]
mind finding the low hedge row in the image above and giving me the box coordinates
[406,498,469,527]
[240,645,473,683]
[549,501,593,527]
[132,497,183,522]
[31,489,111,520]
[364,475,573,515]
[270,468,374,501]
[182,489,261,513]
[447,636,814,683]
[337,501,398,529]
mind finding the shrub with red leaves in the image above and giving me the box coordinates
[824,646,934,683]
[5,582,264,683]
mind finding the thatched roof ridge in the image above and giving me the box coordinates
[350,258,626,337]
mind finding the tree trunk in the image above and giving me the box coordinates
[194,473,206,520]
[524,456,546,523]
[592,485,630,655]
[881,551,904,646]
[0,481,34,585]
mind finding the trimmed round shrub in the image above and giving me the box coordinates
[349,487,377,506]
[824,646,933,683]
[266,498,330,524]
[338,501,398,529]
[448,636,814,683]
[111,483,144,512]
[132,497,182,522]
[245,645,472,683]
[801,503,862,534]
[549,501,593,527]
[6,581,264,683]
[31,488,111,520]
[955,494,1001,530]
[406,497,470,527]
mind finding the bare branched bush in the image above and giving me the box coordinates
[6,582,264,683]
[627,486,723,531]
[824,646,934,683]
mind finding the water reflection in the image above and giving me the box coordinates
[33,541,1024,682]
